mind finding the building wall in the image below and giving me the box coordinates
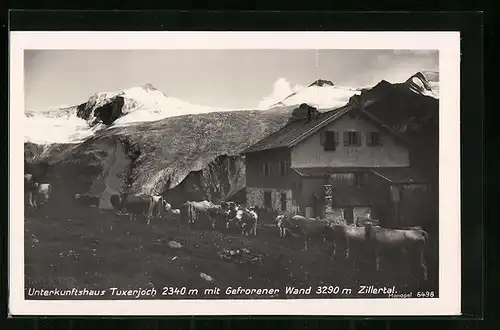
[300,176,326,218]
[291,114,410,168]
[327,206,373,224]
[246,187,295,213]
[245,148,301,190]
[398,183,434,227]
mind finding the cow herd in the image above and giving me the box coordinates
[24,177,430,282]
[105,194,430,282]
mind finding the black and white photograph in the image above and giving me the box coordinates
[10,31,461,316]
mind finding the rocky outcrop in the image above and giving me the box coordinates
[164,155,246,207]
[308,79,334,87]
[84,138,133,209]
[76,93,139,126]
[288,104,321,123]
[93,96,125,125]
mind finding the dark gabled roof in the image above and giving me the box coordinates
[293,167,359,177]
[241,105,353,154]
[241,104,410,154]
[370,167,428,184]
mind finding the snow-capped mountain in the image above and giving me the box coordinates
[24,84,223,144]
[405,71,439,99]
[24,72,439,145]
[266,79,362,110]
[87,83,217,126]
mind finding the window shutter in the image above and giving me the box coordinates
[343,132,349,146]
[366,133,372,146]
[334,131,340,146]
[320,131,326,146]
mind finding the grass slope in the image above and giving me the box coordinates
[25,204,439,300]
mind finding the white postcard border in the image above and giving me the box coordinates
[9,31,461,316]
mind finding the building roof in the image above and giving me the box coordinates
[293,166,428,184]
[241,104,409,155]
[241,105,353,154]
[293,167,355,177]
[370,167,428,184]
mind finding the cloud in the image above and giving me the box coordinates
[258,78,304,109]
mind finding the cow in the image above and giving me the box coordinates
[327,223,368,259]
[24,174,39,208]
[110,194,123,212]
[146,195,172,225]
[206,205,230,229]
[181,201,198,224]
[276,214,331,251]
[110,194,171,224]
[364,222,429,281]
[234,207,258,236]
[222,203,247,232]
[180,200,226,228]
[74,193,100,208]
[32,183,52,208]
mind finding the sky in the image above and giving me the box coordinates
[24,49,438,111]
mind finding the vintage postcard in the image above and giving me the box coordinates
[10,31,460,316]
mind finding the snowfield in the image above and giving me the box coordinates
[23,72,438,145]
[24,84,227,144]
[24,108,100,144]
[269,83,362,110]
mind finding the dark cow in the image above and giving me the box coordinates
[110,194,123,212]
[74,193,100,208]
[110,194,171,224]
[111,194,150,222]
[206,206,229,229]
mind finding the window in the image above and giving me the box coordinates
[321,130,339,151]
[367,132,381,146]
[279,160,289,176]
[264,191,272,209]
[343,131,362,146]
[262,163,271,177]
[281,193,287,211]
